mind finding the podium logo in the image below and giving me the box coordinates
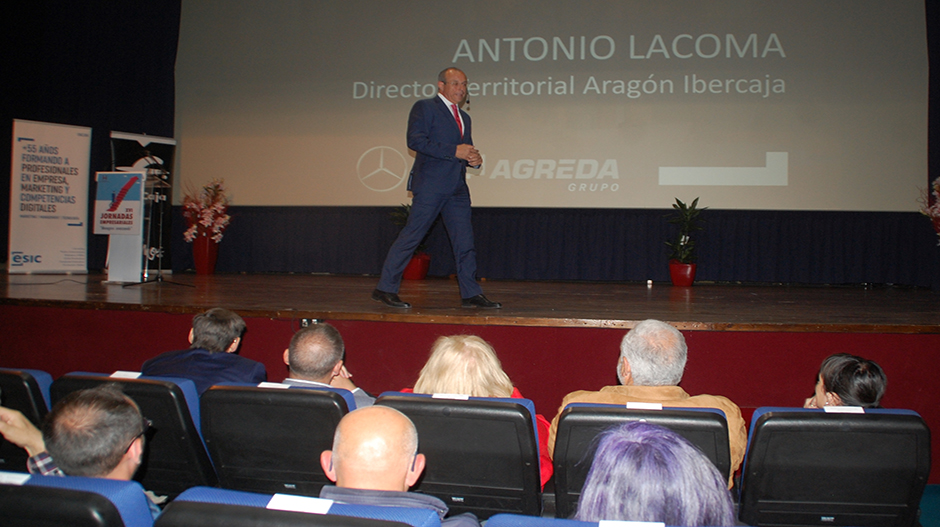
[10,251,42,266]
[357,146,408,192]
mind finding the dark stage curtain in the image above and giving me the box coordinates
[0,0,182,267]
[172,206,940,289]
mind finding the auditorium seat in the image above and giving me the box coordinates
[0,368,52,472]
[486,513,597,527]
[50,372,217,499]
[0,472,156,527]
[376,392,542,519]
[738,406,931,527]
[156,500,416,527]
[551,403,732,519]
[170,486,441,527]
[200,382,354,496]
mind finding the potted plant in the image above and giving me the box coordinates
[182,178,231,274]
[389,203,437,280]
[919,176,940,245]
[664,197,706,286]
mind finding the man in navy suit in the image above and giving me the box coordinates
[140,307,266,394]
[373,67,500,309]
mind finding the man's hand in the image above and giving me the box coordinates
[0,406,46,457]
[330,365,359,391]
[456,144,481,166]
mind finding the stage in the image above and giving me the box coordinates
[2,272,940,480]
[3,272,937,332]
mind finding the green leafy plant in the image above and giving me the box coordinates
[665,197,706,264]
[389,203,437,254]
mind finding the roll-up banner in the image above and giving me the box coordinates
[8,119,91,273]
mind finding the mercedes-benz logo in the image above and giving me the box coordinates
[357,146,408,192]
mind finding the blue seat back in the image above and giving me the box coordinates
[200,382,351,496]
[174,486,441,527]
[487,513,598,527]
[281,382,357,410]
[50,372,218,498]
[552,403,731,519]
[22,474,155,527]
[739,406,930,527]
[376,392,541,519]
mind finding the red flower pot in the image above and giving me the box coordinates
[193,236,219,275]
[402,252,431,280]
[669,260,697,287]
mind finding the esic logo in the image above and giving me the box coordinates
[10,251,42,266]
[357,147,408,192]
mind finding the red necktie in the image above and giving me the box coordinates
[452,104,463,138]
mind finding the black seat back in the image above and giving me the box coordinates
[738,407,931,527]
[0,368,52,472]
[0,483,128,527]
[376,393,541,519]
[50,373,217,499]
[200,384,350,496]
[552,403,731,519]
[156,500,412,527]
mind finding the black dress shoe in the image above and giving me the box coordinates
[461,294,502,309]
[371,289,411,308]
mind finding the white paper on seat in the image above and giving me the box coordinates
[258,382,291,389]
[267,494,333,514]
[626,402,662,410]
[600,521,665,527]
[823,406,865,414]
[0,471,31,485]
[110,371,142,378]
[432,393,470,400]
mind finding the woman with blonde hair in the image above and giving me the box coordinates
[407,335,553,487]
[413,335,514,397]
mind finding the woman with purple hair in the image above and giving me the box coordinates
[575,421,736,526]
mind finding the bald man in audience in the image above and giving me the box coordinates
[282,323,374,408]
[548,319,747,486]
[318,406,480,527]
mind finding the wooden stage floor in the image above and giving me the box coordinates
[2,272,938,333]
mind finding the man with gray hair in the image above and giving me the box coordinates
[282,322,374,408]
[0,385,162,518]
[547,319,746,479]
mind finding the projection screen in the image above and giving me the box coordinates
[175,0,927,211]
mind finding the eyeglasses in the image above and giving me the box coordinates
[123,417,152,454]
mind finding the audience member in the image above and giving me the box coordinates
[408,335,553,488]
[318,406,480,527]
[804,353,886,408]
[575,421,736,526]
[140,307,266,394]
[282,322,374,408]
[548,319,747,484]
[0,385,161,518]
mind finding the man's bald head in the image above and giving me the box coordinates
[321,406,424,492]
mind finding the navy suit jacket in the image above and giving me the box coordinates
[406,96,473,194]
[140,348,267,395]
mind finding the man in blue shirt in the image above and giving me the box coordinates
[140,307,266,394]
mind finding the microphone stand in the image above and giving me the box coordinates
[124,156,193,289]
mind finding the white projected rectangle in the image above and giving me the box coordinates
[175,0,927,211]
[659,153,788,186]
